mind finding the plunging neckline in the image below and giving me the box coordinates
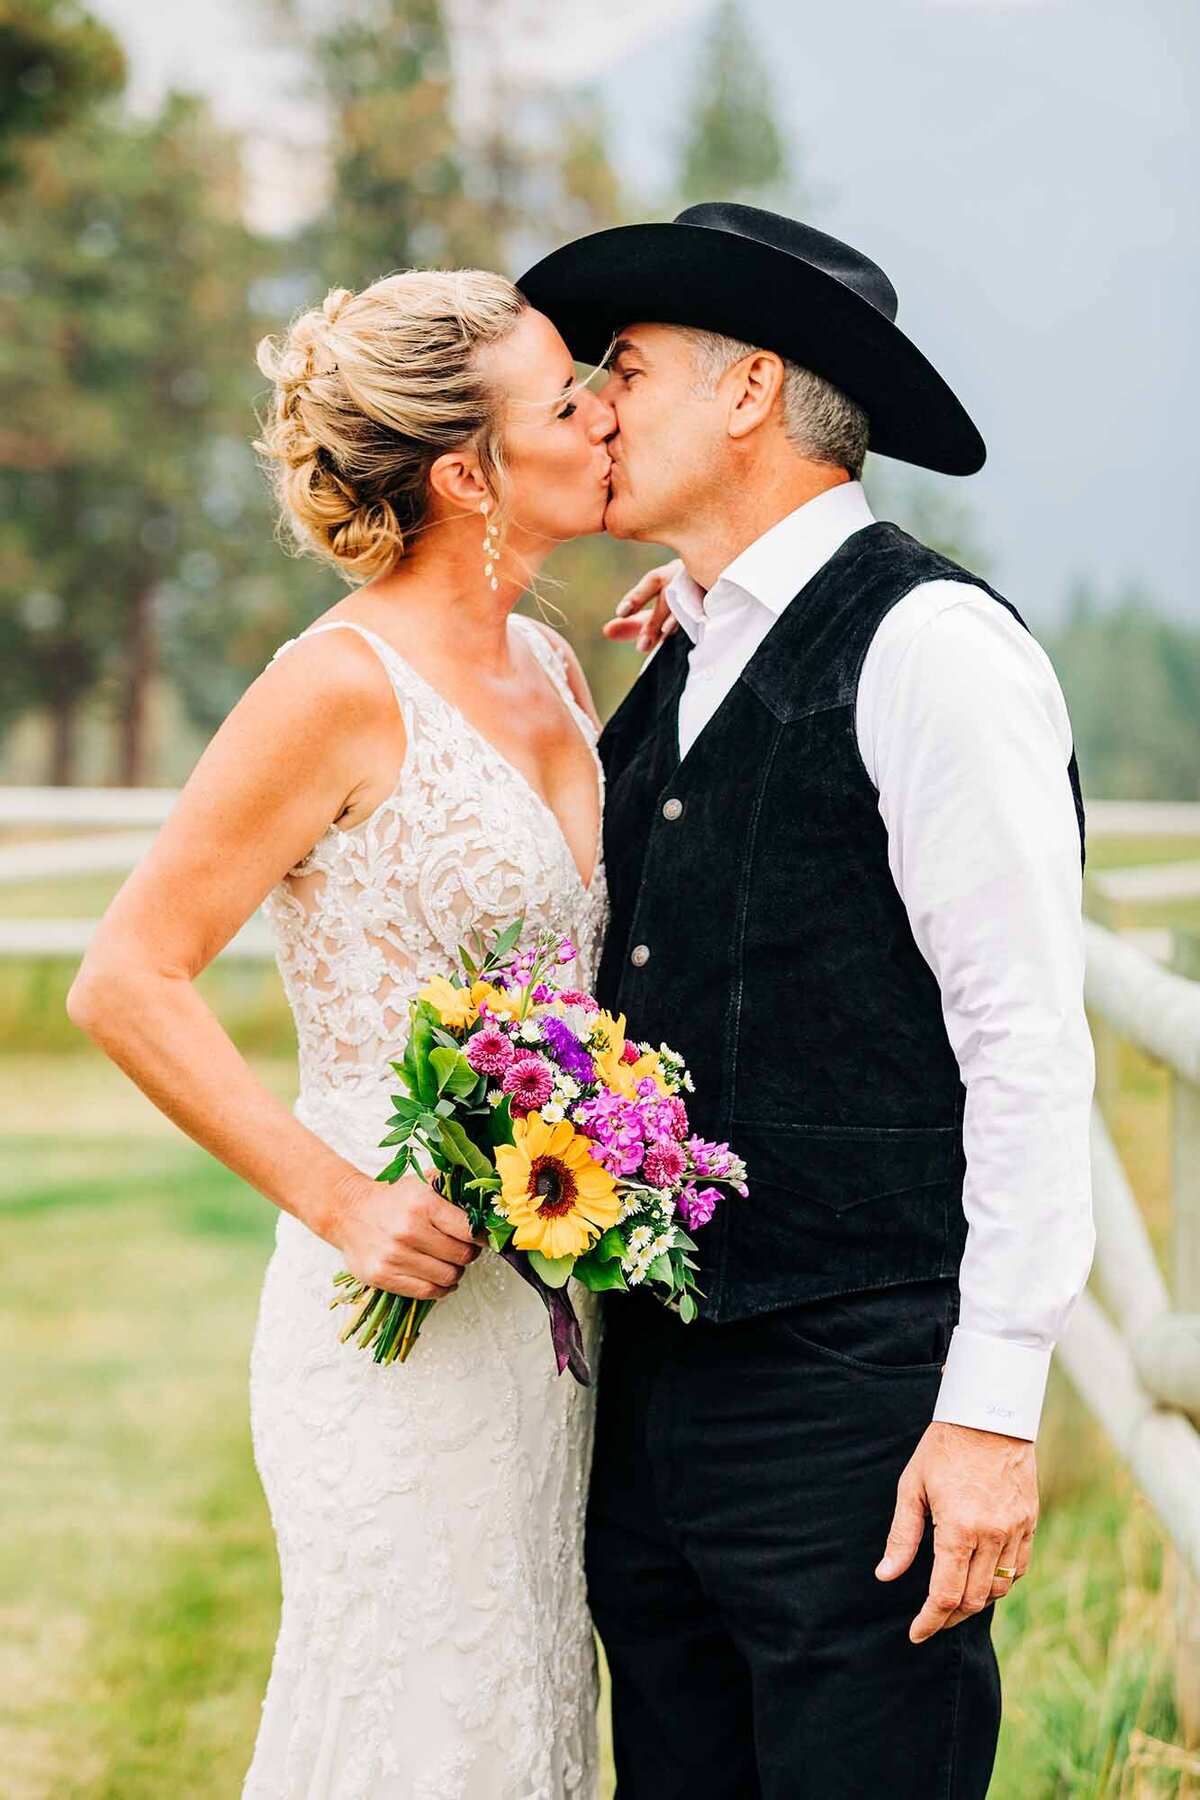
[310,617,604,897]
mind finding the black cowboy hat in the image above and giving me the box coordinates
[517,202,985,476]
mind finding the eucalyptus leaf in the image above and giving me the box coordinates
[679,1290,698,1323]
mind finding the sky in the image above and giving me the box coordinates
[86,0,1199,626]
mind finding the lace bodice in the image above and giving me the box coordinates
[262,614,609,1113]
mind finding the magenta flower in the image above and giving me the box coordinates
[621,1040,642,1066]
[466,1025,514,1078]
[686,1136,735,1179]
[679,1184,721,1230]
[643,1140,687,1188]
[556,937,577,964]
[501,1053,555,1115]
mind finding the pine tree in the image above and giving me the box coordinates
[678,0,790,211]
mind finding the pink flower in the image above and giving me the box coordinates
[621,1040,642,1065]
[643,1140,687,1188]
[557,937,577,964]
[501,1053,555,1115]
[466,1025,514,1078]
[679,1184,721,1231]
[663,1096,689,1141]
[557,990,599,1013]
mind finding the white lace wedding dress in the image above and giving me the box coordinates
[242,615,608,1800]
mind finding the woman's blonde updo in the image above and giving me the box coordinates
[255,270,528,583]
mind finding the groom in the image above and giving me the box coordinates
[519,205,1096,1797]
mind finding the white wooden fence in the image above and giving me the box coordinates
[1064,920,1200,1736]
[3,785,1200,1719]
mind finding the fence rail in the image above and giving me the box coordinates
[1068,918,1200,1737]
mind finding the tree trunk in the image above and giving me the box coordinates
[118,583,155,787]
[48,692,78,787]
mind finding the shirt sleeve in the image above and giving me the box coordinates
[856,582,1096,1440]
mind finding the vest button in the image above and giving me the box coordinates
[661,797,684,821]
[630,943,651,968]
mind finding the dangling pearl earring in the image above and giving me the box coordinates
[480,500,499,591]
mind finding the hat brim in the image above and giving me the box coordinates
[518,222,985,477]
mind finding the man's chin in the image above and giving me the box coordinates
[602,492,637,540]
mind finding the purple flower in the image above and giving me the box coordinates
[539,1016,596,1088]
[679,1184,722,1231]
[556,937,577,965]
[643,1140,687,1187]
[466,1025,514,1078]
[501,1054,555,1116]
[576,1091,647,1175]
[686,1136,736,1180]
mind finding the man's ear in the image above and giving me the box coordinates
[726,351,786,442]
[429,450,489,513]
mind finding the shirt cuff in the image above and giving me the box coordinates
[931,1327,1052,1441]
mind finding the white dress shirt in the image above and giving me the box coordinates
[664,481,1096,1440]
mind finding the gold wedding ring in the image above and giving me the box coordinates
[994,1566,1017,1581]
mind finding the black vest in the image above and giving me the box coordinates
[597,522,1086,1322]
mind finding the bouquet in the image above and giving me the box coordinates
[329,920,747,1382]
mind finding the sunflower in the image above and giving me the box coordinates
[496,1114,623,1261]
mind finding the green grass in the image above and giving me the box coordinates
[1,828,1198,1794]
[0,1110,1192,1798]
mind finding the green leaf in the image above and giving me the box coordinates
[436,1118,496,1182]
[458,942,480,980]
[573,1255,628,1293]
[486,1094,515,1147]
[528,1248,574,1289]
[648,1253,675,1288]
[593,1227,626,1263]
[679,1290,698,1323]
[380,1124,419,1146]
[375,1147,412,1184]
[408,1002,439,1105]
[491,918,524,963]
[487,1218,515,1252]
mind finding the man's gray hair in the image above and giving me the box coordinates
[682,327,869,480]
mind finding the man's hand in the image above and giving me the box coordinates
[875,1421,1038,1643]
[602,560,683,653]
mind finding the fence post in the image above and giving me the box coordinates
[1171,928,1200,1744]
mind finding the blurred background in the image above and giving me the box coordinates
[2,1,1198,1795]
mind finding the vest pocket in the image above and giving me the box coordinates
[732,1121,959,1214]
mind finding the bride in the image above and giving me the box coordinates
[67,269,617,1798]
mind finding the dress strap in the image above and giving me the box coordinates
[270,620,426,708]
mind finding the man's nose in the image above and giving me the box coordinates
[586,390,618,443]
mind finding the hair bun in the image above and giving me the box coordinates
[254,269,527,586]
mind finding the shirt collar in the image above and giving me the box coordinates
[664,480,876,643]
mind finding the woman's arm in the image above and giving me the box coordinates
[67,631,480,1298]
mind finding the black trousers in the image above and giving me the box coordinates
[587,1278,1001,1800]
